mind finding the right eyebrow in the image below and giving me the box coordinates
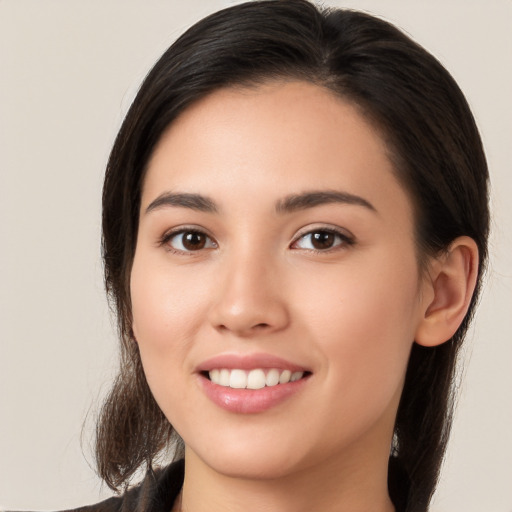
[145,192,219,214]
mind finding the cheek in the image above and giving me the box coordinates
[131,257,206,346]
[129,258,215,430]
[297,250,421,402]
[129,256,211,398]
[300,249,420,339]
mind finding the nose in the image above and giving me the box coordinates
[208,251,290,337]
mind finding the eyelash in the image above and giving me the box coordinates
[159,226,355,255]
[291,227,355,253]
[159,227,217,255]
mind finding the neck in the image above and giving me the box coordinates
[177,444,395,512]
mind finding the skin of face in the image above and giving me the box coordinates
[131,81,432,509]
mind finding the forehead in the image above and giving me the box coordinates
[142,81,412,225]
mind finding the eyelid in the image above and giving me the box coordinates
[159,225,217,254]
[290,225,355,251]
[157,224,354,254]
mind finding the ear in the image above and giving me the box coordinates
[415,236,479,347]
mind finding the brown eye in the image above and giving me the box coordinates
[182,232,207,250]
[310,231,335,250]
[292,229,353,251]
[167,230,216,252]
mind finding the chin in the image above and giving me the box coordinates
[207,452,305,480]
[184,431,312,481]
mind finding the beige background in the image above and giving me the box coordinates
[1,1,510,510]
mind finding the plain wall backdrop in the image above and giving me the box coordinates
[1,1,511,511]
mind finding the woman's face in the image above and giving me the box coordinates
[131,81,430,480]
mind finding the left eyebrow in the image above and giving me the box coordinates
[275,190,377,214]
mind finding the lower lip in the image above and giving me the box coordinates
[198,374,309,414]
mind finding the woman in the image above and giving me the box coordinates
[30,1,492,511]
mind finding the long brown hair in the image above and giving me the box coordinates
[97,2,489,510]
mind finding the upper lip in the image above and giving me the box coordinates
[196,353,310,373]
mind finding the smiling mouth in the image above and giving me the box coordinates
[205,368,309,389]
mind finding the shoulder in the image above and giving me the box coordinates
[61,496,123,512]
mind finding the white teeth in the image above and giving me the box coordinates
[210,369,220,383]
[290,371,303,382]
[208,368,305,389]
[265,368,280,387]
[247,369,266,389]
[219,369,230,386]
[279,369,292,384]
[229,369,247,389]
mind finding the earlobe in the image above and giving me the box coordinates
[415,236,479,347]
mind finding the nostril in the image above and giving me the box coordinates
[215,322,272,335]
